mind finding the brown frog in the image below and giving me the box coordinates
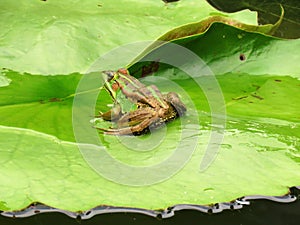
[96,68,186,135]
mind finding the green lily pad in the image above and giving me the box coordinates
[0,0,256,75]
[0,0,299,213]
[206,0,300,39]
[1,23,300,211]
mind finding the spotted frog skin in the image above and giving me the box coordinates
[97,68,186,135]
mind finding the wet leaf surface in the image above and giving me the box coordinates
[0,0,299,213]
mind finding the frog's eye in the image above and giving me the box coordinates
[117,68,128,75]
[102,70,117,82]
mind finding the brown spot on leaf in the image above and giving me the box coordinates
[163,0,180,2]
[252,84,261,91]
[49,97,62,102]
[141,61,160,77]
[274,79,282,82]
[239,53,246,61]
[251,94,264,100]
[232,96,248,100]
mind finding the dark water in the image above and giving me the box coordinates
[1,188,300,225]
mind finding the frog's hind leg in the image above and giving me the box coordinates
[97,104,122,121]
[97,116,159,135]
[116,108,155,127]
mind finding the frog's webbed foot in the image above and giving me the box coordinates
[96,116,159,135]
[98,104,122,121]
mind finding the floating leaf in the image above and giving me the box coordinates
[0,0,299,213]
[0,0,256,75]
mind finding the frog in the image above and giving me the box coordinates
[96,68,186,135]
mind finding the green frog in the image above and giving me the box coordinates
[96,68,186,135]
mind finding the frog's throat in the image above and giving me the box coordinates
[104,82,116,100]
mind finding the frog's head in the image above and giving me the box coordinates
[101,68,138,114]
[102,70,117,82]
[102,68,128,82]
[101,68,130,96]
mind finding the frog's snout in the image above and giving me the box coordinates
[102,70,116,82]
